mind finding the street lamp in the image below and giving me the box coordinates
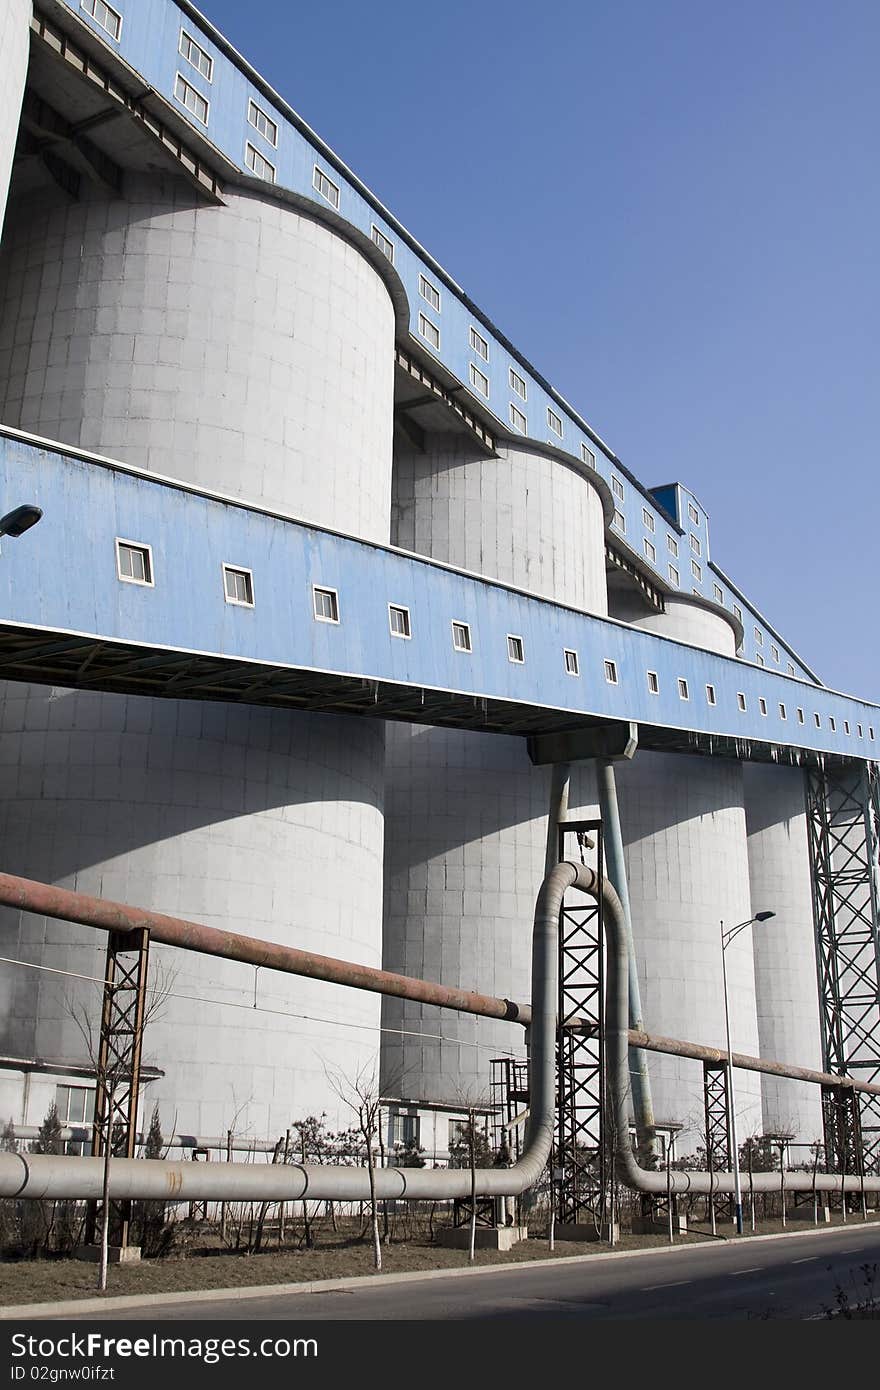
[720,910,775,1235]
[0,505,42,538]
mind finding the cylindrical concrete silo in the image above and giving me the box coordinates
[0,175,396,1139]
[744,762,823,1147]
[611,595,763,1154]
[381,435,607,1105]
[0,0,30,240]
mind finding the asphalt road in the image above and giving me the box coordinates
[70,1222,880,1321]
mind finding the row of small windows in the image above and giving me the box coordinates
[115,543,869,733]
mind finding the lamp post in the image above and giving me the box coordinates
[720,910,775,1235]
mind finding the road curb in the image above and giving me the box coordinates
[2,1216,878,1319]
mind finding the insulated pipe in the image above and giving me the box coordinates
[596,759,657,1160]
[0,862,593,1203]
[603,880,880,1196]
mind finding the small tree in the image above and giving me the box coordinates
[326,1064,384,1271]
[1,1119,18,1152]
[394,1136,426,1168]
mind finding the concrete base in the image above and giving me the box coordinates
[554,1222,620,1243]
[789,1204,831,1224]
[437,1225,528,1251]
[631,1215,688,1235]
[75,1245,142,1265]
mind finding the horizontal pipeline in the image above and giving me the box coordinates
[0,870,877,1099]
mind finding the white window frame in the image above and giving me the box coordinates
[81,0,122,41]
[737,692,747,712]
[469,326,489,361]
[174,73,209,126]
[814,712,821,728]
[247,99,278,147]
[469,362,490,398]
[691,558,702,582]
[418,274,440,311]
[245,142,276,183]
[418,313,440,351]
[222,563,254,608]
[668,563,679,587]
[797,709,805,724]
[312,585,340,624]
[509,403,527,434]
[754,626,763,646]
[678,678,689,701]
[770,644,779,663]
[689,533,701,555]
[733,604,742,623]
[647,670,659,695]
[759,697,768,716]
[829,716,836,732]
[612,509,626,534]
[871,727,876,740]
[451,620,472,653]
[507,634,525,664]
[642,508,655,533]
[509,367,527,400]
[604,659,618,685]
[713,583,723,603]
[643,538,656,564]
[844,720,850,735]
[115,538,154,588]
[312,165,340,209]
[779,703,788,721]
[581,443,595,468]
[688,502,700,525]
[858,723,863,737]
[388,603,411,639]
[611,475,625,501]
[706,684,716,706]
[667,535,679,557]
[179,28,213,81]
[756,653,765,667]
[564,648,579,676]
[371,225,394,263]
[547,407,563,438]
[787,662,795,676]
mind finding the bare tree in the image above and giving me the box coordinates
[326,1062,385,1271]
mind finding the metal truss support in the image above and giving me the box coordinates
[490,1057,529,1164]
[555,821,606,1228]
[806,764,880,1177]
[85,928,150,1248]
[822,1084,864,1209]
[452,1196,496,1229]
[703,1061,732,1224]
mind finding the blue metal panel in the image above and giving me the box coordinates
[49,0,813,683]
[1,432,876,758]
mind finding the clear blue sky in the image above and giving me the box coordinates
[199,0,879,698]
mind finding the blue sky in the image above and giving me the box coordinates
[198,0,879,698]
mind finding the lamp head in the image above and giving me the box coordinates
[0,505,42,538]
[754,911,775,922]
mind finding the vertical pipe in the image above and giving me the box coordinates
[544,763,571,877]
[596,759,657,1161]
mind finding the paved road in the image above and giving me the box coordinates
[72,1223,880,1320]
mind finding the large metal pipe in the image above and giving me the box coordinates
[0,862,592,1202]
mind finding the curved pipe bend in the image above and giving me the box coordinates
[0,862,594,1204]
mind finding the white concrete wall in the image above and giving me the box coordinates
[0,178,395,540]
[0,0,30,243]
[744,762,823,1147]
[615,749,763,1152]
[382,434,605,1104]
[0,174,395,1139]
[627,595,739,657]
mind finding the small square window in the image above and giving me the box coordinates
[770,644,779,663]
[870,727,875,740]
[642,508,655,533]
[604,659,618,685]
[116,539,153,586]
[858,723,863,737]
[509,404,527,434]
[81,0,122,41]
[371,225,394,262]
[248,99,278,146]
[313,586,339,623]
[418,313,440,350]
[797,708,805,724]
[754,626,763,646]
[733,604,742,623]
[759,697,768,715]
[691,559,702,582]
[668,563,679,587]
[223,564,254,606]
[706,684,716,706]
[180,29,213,80]
[469,362,489,398]
[611,476,625,501]
[245,142,276,183]
[779,703,787,720]
[389,604,411,639]
[547,407,563,438]
[737,692,747,712]
[419,274,440,311]
[643,538,656,563]
[507,634,525,664]
[713,584,723,604]
[174,73,209,125]
[787,662,795,676]
[452,621,472,652]
[688,502,700,525]
[756,653,765,667]
[678,678,689,701]
[509,367,527,400]
[581,443,595,468]
[814,712,821,728]
[470,326,489,361]
[564,648,579,676]
[667,535,679,558]
[647,670,659,694]
[689,533,701,555]
[829,716,836,732]
[613,509,626,533]
[313,165,340,209]
[844,720,850,735]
